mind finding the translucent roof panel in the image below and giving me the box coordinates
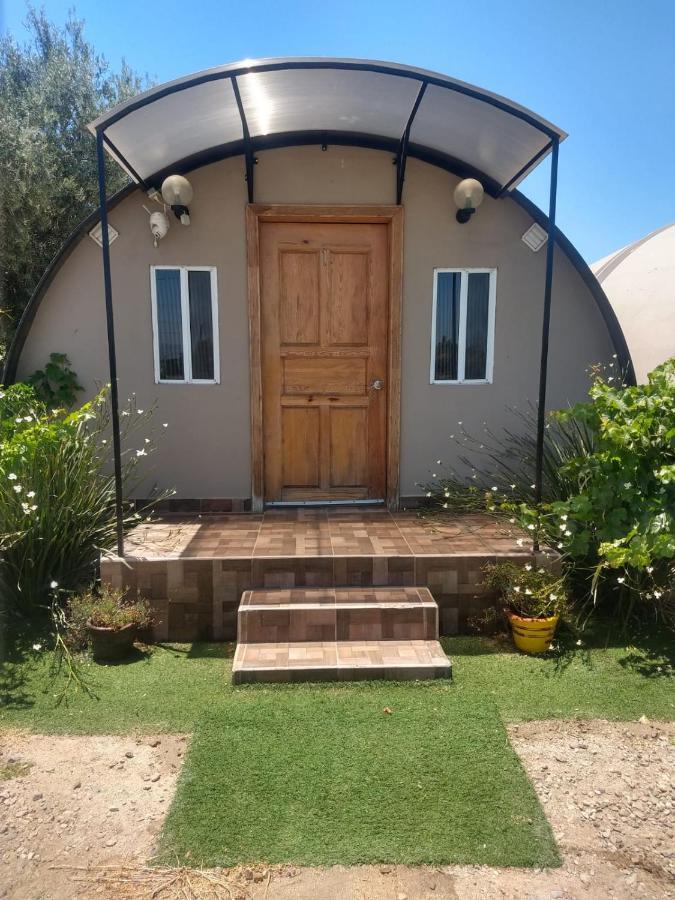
[410,84,552,189]
[236,68,419,139]
[103,77,244,182]
[89,58,566,192]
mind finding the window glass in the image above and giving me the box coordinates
[464,272,490,380]
[155,268,184,380]
[434,271,461,381]
[188,270,214,380]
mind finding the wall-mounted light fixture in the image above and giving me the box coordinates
[161,174,194,225]
[453,178,484,224]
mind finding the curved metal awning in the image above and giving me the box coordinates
[88,57,567,197]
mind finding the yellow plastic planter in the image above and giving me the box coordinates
[506,611,559,654]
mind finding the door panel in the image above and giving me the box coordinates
[261,221,389,502]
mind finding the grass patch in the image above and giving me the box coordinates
[157,683,558,868]
[1,622,672,868]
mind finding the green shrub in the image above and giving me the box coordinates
[482,561,569,620]
[67,585,151,648]
[26,353,84,409]
[0,384,161,617]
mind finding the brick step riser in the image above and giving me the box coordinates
[238,604,438,643]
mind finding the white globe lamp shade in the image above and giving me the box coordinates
[453,178,484,223]
[161,174,194,207]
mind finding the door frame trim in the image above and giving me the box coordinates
[246,204,404,513]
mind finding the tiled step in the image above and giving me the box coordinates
[232,639,452,684]
[237,587,439,643]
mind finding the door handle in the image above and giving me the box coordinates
[371,379,384,391]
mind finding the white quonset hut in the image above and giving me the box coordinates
[592,222,675,383]
[4,58,634,552]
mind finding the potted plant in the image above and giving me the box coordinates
[68,586,152,662]
[482,561,569,654]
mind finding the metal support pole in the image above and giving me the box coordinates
[533,137,560,517]
[96,129,125,557]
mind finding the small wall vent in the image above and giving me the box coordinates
[89,222,119,248]
[521,222,548,252]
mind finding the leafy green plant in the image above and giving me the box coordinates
[0,383,165,616]
[27,353,84,408]
[67,585,151,645]
[483,561,569,620]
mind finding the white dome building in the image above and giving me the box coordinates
[592,222,675,382]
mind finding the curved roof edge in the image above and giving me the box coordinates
[2,156,634,388]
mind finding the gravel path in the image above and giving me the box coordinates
[1,720,673,899]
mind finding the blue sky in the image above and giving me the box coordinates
[2,0,674,261]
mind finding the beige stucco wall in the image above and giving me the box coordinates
[16,147,615,498]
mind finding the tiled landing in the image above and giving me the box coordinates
[232,585,452,684]
[232,640,452,684]
[101,509,537,641]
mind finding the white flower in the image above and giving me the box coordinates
[509,518,515,524]
[527,524,535,531]
[557,542,563,549]
[13,485,22,493]
[516,538,525,546]
[617,576,625,584]
[559,524,567,531]
[549,593,557,600]
[654,590,663,599]
[32,643,42,651]
[426,491,431,498]
[560,514,568,521]
[576,639,583,646]
[510,484,516,490]
[162,423,168,428]
[144,438,151,444]
[26,490,35,498]
[564,529,572,537]
[530,484,536,490]
[50,580,58,589]
[136,449,147,457]
[491,486,498,492]
[137,409,144,414]
[457,421,463,425]
[514,586,521,593]
[646,566,654,574]
[442,502,448,509]
[102,439,107,444]
[30,504,37,511]
[436,459,442,465]
[623,482,631,489]
[121,410,130,417]
[444,491,449,498]
[8,473,17,480]
[525,588,532,595]
[525,564,532,571]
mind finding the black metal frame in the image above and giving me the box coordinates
[96,130,126,556]
[231,76,256,203]
[533,137,560,519]
[85,59,569,552]
[396,81,427,204]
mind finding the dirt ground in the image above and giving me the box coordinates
[1,720,673,900]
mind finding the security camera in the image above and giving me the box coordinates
[145,209,169,248]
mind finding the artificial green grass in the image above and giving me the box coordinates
[1,624,672,868]
[2,626,672,734]
[157,683,558,868]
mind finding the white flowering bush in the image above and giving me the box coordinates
[0,383,161,616]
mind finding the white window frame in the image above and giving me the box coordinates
[150,266,220,385]
[429,267,496,385]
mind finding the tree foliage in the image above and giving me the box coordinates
[0,6,148,354]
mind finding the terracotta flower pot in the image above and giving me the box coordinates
[87,621,137,662]
[505,610,559,654]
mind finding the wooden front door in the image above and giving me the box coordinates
[260,221,389,502]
